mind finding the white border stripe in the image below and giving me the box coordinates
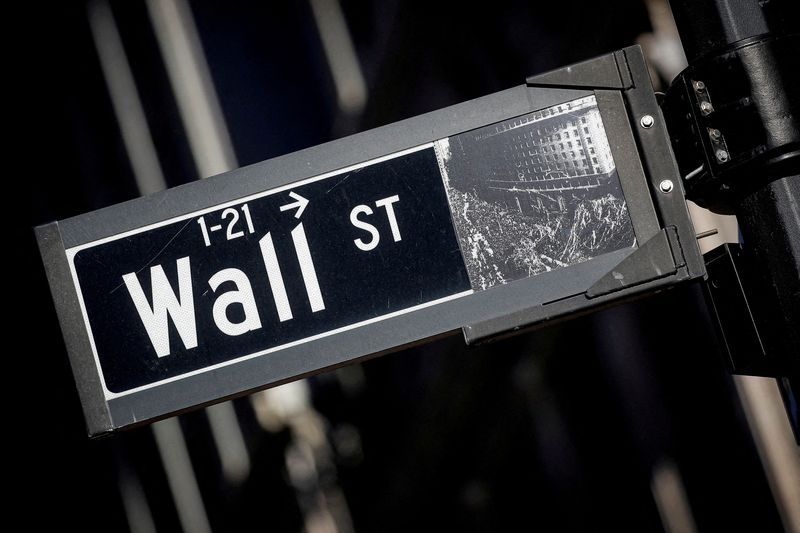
[67,142,432,255]
[109,290,471,399]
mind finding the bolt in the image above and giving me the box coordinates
[716,149,729,163]
[640,115,655,128]
[700,101,714,115]
[709,128,721,141]
[694,80,706,92]
[659,179,674,193]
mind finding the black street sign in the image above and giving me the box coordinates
[72,145,470,396]
[37,47,704,435]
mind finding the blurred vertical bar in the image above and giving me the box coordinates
[145,0,251,487]
[734,376,800,532]
[144,0,236,178]
[205,401,251,484]
[153,419,213,533]
[87,0,166,195]
[117,463,158,533]
[650,459,698,533]
[309,0,367,117]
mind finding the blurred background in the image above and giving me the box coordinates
[23,0,798,531]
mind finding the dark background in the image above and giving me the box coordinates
[21,1,785,531]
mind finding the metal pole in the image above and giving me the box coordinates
[667,0,799,430]
[668,0,799,530]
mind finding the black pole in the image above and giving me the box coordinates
[666,0,799,436]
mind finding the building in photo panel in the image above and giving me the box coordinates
[437,95,635,290]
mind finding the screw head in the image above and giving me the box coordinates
[716,149,729,163]
[640,115,655,128]
[709,128,721,141]
[694,80,706,92]
[700,101,714,115]
[659,179,674,193]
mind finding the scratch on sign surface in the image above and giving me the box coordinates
[109,219,193,294]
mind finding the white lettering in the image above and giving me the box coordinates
[375,195,402,242]
[291,223,325,312]
[208,268,262,336]
[350,205,380,251]
[259,232,293,322]
[122,256,197,357]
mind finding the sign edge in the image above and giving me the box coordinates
[35,222,113,436]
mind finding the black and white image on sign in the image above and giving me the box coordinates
[435,95,636,290]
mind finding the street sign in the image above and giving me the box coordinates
[70,144,471,396]
[37,46,704,435]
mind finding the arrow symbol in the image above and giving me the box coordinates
[279,191,309,219]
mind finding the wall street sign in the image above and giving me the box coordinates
[37,47,704,435]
